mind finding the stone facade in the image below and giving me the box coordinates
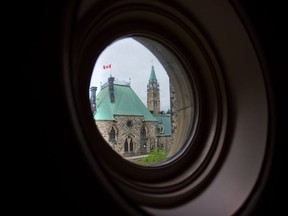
[91,66,178,158]
[158,136,173,152]
[169,80,178,152]
[96,115,157,156]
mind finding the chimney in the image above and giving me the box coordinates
[108,76,115,103]
[90,86,97,114]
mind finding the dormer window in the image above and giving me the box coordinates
[159,125,164,134]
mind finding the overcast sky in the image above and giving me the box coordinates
[89,38,171,111]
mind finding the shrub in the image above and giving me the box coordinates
[139,148,167,165]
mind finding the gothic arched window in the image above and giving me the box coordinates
[124,139,128,152]
[130,139,133,152]
[109,126,117,143]
[124,136,133,154]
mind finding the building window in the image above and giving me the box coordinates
[124,136,134,154]
[124,139,128,152]
[160,125,164,134]
[109,126,117,143]
[130,139,134,152]
[73,0,272,214]
[126,120,133,127]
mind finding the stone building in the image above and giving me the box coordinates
[90,66,175,157]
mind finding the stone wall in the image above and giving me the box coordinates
[96,116,157,156]
[158,136,173,152]
[169,80,178,154]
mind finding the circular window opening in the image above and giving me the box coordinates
[89,37,196,166]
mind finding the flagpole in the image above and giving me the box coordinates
[103,64,112,77]
[110,64,112,77]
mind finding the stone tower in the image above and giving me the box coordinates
[147,66,160,115]
[89,86,97,114]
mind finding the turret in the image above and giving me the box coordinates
[147,66,160,115]
[90,86,97,114]
[108,76,115,103]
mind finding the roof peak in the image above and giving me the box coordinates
[149,65,157,81]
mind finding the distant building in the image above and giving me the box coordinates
[90,66,176,157]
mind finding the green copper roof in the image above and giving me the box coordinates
[154,114,172,136]
[94,84,157,121]
[149,66,157,82]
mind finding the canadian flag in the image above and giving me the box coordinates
[103,64,111,69]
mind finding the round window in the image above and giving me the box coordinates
[64,0,272,214]
[126,120,133,127]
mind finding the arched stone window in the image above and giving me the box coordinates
[109,125,117,143]
[124,139,128,152]
[124,136,133,154]
[130,139,134,152]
